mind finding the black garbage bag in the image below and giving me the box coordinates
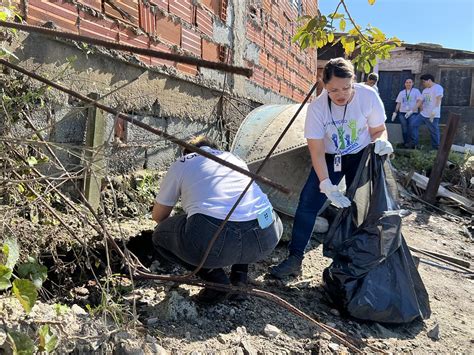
[322,145,431,323]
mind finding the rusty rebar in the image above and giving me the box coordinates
[0,59,288,193]
[0,20,252,77]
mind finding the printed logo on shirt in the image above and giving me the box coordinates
[423,94,432,104]
[327,118,361,155]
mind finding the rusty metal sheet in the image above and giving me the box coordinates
[231,104,311,216]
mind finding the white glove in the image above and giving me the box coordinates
[391,112,397,121]
[405,110,413,119]
[319,178,351,208]
[429,110,436,122]
[374,138,394,156]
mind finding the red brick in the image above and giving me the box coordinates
[156,12,181,45]
[276,63,284,80]
[201,39,219,61]
[139,2,156,35]
[177,62,198,75]
[104,0,139,26]
[201,0,220,16]
[251,66,265,87]
[262,0,271,14]
[118,27,149,49]
[79,11,119,42]
[196,7,213,37]
[181,27,201,56]
[267,57,276,74]
[77,0,101,12]
[264,33,273,52]
[28,0,79,33]
[149,41,176,67]
[169,0,192,23]
[152,0,168,11]
[259,51,268,69]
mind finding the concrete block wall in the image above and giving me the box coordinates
[17,0,318,102]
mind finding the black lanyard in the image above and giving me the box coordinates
[327,96,348,152]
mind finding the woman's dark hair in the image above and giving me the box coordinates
[182,135,218,155]
[322,57,355,84]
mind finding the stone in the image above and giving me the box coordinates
[314,217,329,233]
[236,326,247,335]
[329,308,340,317]
[71,304,88,316]
[217,334,227,344]
[146,317,159,326]
[328,342,340,351]
[0,328,6,346]
[157,291,198,321]
[326,322,337,328]
[240,339,257,355]
[427,323,440,340]
[145,342,168,354]
[319,332,332,341]
[263,324,281,338]
[229,308,236,317]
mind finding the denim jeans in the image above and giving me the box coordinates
[152,212,283,269]
[289,150,364,257]
[398,112,413,145]
[409,114,440,149]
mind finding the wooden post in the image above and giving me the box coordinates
[423,112,461,204]
[84,93,106,211]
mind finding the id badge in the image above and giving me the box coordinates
[257,206,274,229]
[334,153,342,172]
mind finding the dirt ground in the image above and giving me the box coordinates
[1,194,473,354]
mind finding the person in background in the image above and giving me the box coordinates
[409,74,444,149]
[152,136,283,304]
[270,58,393,279]
[391,78,422,147]
[364,72,379,93]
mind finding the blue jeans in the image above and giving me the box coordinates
[289,150,363,257]
[409,114,440,149]
[398,112,413,145]
[152,212,283,269]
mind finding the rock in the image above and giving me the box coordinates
[185,331,191,340]
[235,348,245,355]
[229,308,236,317]
[145,342,168,354]
[427,323,440,340]
[240,339,257,355]
[157,291,198,321]
[0,328,6,346]
[374,323,397,338]
[326,322,337,328]
[115,341,145,355]
[329,308,340,317]
[263,324,281,338]
[217,334,227,344]
[314,217,329,233]
[71,304,88,316]
[319,332,332,341]
[146,317,159,326]
[328,342,340,351]
[236,326,247,335]
[114,331,133,342]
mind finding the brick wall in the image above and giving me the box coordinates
[18,0,317,102]
[245,0,318,101]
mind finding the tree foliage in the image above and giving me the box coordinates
[293,0,401,73]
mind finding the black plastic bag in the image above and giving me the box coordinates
[322,146,431,323]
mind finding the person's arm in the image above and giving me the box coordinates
[395,102,401,113]
[434,95,442,108]
[152,203,173,223]
[307,139,329,182]
[369,124,388,141]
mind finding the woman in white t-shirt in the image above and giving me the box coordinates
[391,78,422,147]
[270,58,393,279]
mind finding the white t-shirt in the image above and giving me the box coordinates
[155,146,272,221]
[305,83,386,155]
[420,83,444,118]
[395,88,422,113]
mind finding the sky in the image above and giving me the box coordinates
[318,0,474,51]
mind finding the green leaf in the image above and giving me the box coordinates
[329,12,344,19]
[327,32,335,43]
[339,18,346,32]
[38,325,58,353]
[17,259,48,289]
[3,238,20,269]
[7,331,35,355]
[363,61,371,73]
[368,0,376,4]
[53,303,70,316]
[343,37,355,55]
[12,279,38,313]
[26,156,38,167]
[0,265,12,290]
